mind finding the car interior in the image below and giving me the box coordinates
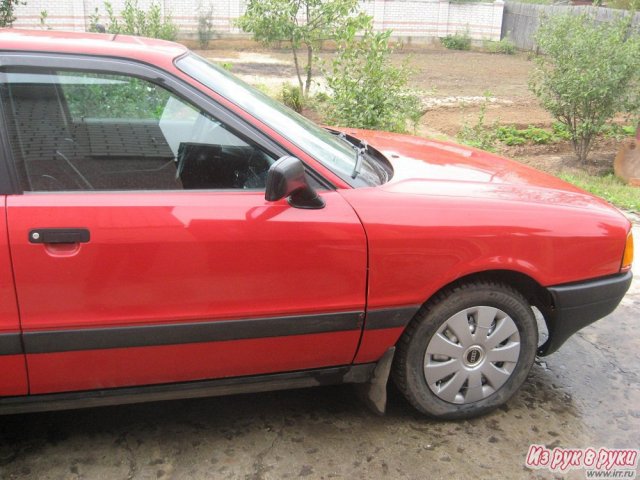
[0,69,275,192]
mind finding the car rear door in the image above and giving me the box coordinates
[0,54,367,395]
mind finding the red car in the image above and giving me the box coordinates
[0,30,633,419]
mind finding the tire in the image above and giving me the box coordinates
[393,281,538,419]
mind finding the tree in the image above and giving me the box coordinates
[0,0,25,27]
[237,0,370,96]
[197,3,215,49]
[322,28,422,133]
[530,13,640,162]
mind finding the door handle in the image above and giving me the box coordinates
[29,228,90,244]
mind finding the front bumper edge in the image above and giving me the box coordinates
[538,270,633,356]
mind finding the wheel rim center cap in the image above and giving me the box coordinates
[463,345,485,367]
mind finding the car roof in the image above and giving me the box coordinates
[0,29,187,66]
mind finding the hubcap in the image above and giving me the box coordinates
[424,306,521,404]
[463,346,484,367]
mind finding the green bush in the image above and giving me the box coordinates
[322,28,422,133]
[280,83,304,113]
[441,32,471,51]
[530,13,640,162]
[0,0,25,27]
[90,0,178,40]
[495,125,560,145]
[311,91,329,104]
[39,9,50,30]
[490,121,633,147]
[483,38,516,55]
[493,122,634,147]
[457,97,497,151]
[551,121,572,141]
[197,4,215,49]
[601,123,637,139]
[494,125,526,146]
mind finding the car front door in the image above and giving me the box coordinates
[0,55,367,395]
[0,196,27,396]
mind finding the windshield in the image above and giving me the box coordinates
[176,53,375,185]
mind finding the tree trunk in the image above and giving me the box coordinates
[303,2,312,97]
[304,44,313,97]
[291,46,304,93]
[575,134,593,164]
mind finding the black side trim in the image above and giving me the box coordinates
[0,333,22,355]
[0,364,376,415]
[539,271,632,355]
[24,311,363,354]
[364,305,421,330]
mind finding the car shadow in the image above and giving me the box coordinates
[0,363,578,473]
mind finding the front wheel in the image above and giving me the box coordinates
[393,281,538,419]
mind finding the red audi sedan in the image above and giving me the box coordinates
[0,30,633,419]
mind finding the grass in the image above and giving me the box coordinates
[483,38,517,55]
[557,171,640,212]
[441,32,472,51]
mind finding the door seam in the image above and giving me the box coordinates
[3,195,31,393]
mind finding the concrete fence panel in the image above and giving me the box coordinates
[502,1,640,51]
[13,0,505,41]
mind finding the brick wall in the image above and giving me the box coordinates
[13,0,504,41]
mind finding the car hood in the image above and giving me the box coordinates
[340,128,618,212]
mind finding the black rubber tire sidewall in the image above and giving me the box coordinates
[394,282,538,420]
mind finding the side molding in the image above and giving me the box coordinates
[22,311,363,354]
[0,333,23,356]
[365,306,421,330]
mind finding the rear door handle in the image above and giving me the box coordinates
[29,228,90,244]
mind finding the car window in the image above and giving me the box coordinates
[177,54,385,187]
[0,69,277,192]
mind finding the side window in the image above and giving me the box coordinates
[0,69,276,192]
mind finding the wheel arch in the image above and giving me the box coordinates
[355,269,554,365]
[391,269,542,418]
[403,268,553,348]
[430,269,552,311]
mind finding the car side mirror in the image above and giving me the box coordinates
[265,156,325,209]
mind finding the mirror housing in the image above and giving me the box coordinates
[265,156,325,209]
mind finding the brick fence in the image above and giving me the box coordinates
[13,0,505,41]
